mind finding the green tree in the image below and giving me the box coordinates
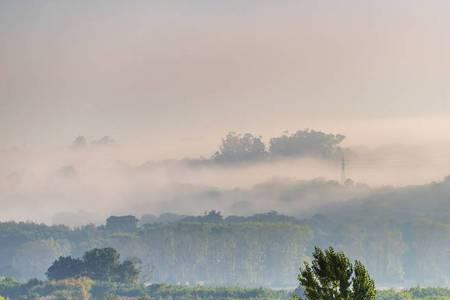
[47,248,142,284]
[352,261,376,300]
[47,256,85,280]
[296,247,375,300]
[83,248,120,281]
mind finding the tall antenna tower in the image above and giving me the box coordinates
[341,157,346,185]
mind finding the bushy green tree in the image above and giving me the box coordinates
[83,248,121,281]
[297,247,375,300]
[46,256,85,280]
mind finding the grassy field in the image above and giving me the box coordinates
[1,277,450,300]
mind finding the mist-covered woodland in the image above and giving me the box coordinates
[2,130,450,290]
[4,1,450,299]
[2,177,450,288]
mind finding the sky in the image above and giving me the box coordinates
[2,1,450,223]
[2,0,450,156]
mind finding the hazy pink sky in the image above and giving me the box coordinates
[4,1,450,222]
[2,0,450,156]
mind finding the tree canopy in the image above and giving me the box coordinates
[269,130,346,159]
[297,247,375,300]
[210,130,347,164]
[212,132,266,164]
[47,248,140,284]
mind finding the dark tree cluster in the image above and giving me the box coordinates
[211,130,348,164]
[46,248,140,284]
[212,132,266,164]
[269,130,345,159]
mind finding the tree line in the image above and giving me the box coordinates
[2,197,450,288]
[187,129,349,165]
[0,246,442,300]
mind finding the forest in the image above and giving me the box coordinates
[3,176,450,289]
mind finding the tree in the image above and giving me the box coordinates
[212,132,266,164]
[47,248,142,284]
[269,129,346,159]
[352,261,376,300]
[296,247,375,300]
[72,136,87,148]
[47,256,85,280]
[83,248,121,281]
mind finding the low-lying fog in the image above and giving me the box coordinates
[2,123,450,226]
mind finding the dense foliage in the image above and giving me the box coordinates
[47,248,140,284]
[297,247,375,300]
[0,215,312,286]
